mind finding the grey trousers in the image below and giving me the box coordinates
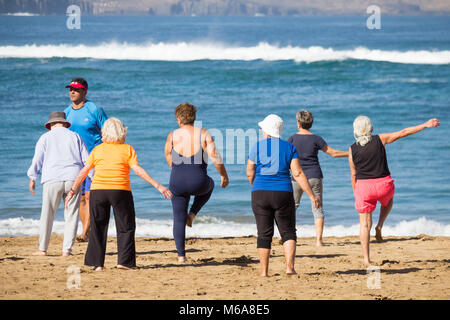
[39,181,81,253]
[292,178,324,219]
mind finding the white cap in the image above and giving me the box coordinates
[258,114,283,138]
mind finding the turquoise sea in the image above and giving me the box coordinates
[0,15,449,237]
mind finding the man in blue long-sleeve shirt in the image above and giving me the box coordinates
[27,111,89,256]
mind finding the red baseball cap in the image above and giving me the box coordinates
[65,81,88,90]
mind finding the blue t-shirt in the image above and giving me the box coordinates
[64,100,108,152]
[248,138,298,192]
[287,133,327,179]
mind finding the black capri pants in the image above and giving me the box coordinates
[85,189,136,268]
[251,190,297,249]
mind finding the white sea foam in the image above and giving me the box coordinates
[0,216,449,238]
[0,42,449,64]
[4,12,39,16]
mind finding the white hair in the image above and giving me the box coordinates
[353,115,373,146]
[101,117,127,143]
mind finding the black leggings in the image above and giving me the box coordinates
[85,189,136,268]
[251,190,297,249]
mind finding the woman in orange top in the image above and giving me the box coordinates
[65,117,172,271]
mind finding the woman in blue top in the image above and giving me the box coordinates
[247,114,320,277]
[288,110,348,247]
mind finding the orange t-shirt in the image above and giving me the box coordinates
[86,143,138,191]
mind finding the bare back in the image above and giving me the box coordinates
[171,126,207,157]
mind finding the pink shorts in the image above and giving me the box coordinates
[354,176,395,213]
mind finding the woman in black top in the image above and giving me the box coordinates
[348,116,440,265]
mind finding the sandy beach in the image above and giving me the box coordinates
[0,234,449,300]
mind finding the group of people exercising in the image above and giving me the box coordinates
[28,77,440,275]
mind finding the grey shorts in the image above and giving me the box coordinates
[292,178,324,220]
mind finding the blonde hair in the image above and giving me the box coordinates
[353,115,373,146]
[101,117,127,143]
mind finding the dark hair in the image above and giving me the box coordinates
[174,102,197,125]
[296,110,314,130]
[72,77,88,90]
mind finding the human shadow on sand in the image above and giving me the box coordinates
[333,267,423,275]
[105,248,203,256]
[296,254,347,259]
[0,256,25,262]
[138,255,259,270]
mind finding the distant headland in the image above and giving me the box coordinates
[1,0,449,16]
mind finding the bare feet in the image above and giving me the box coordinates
[178,256,187,263]
[375,227,383,243]
[259,272,268,277]
[32,250,47,256]
[363,259,372,267]
[62,252,73,257]
[316,240,324,247]
[286,269,297,275]
[186,212,195,228]
[117,265,136,270]
[93,266,104,271]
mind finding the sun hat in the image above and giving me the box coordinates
[45,111,71,130]
[258,114,283,138]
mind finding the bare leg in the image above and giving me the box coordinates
[359,212,373,266]
[257,248,270,277]
[314,218,324,247]
[375,198,393,243]
[78,192,90,241]
[283,240,297,275]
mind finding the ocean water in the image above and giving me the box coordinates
[0,15,449,238]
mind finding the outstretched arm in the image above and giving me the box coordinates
[321,145,349,158]
[290,158,321,208]
[203,129,229,188]
[379,118,440,146]
[131,164,172,199]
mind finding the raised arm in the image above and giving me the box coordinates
[321,145,349,158]
[131,164,172,199]
[348,147,357,193]
[290,158,321,208]
[379,118,440,146]
[164,131,173,168]
[203,129,229,188]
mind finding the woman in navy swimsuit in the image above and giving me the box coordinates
[164,103,229,262]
